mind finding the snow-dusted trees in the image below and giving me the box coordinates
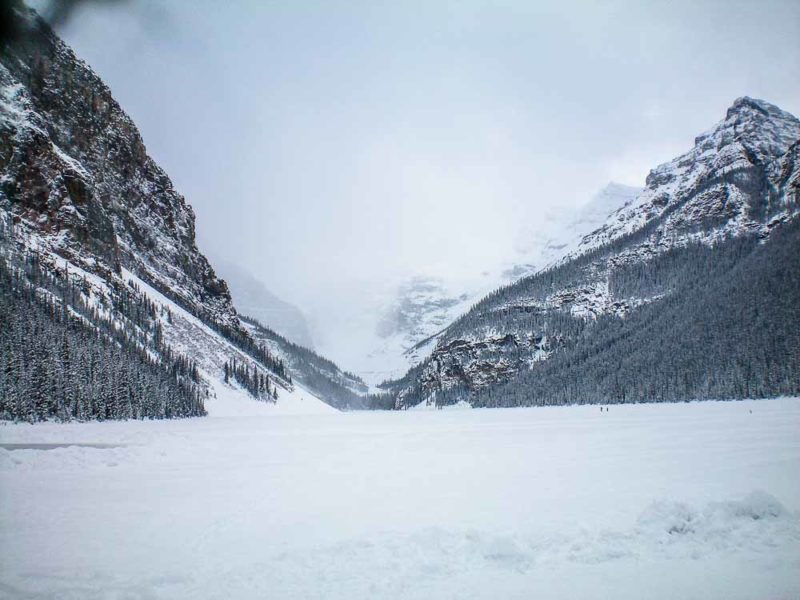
[138,273,292,384]
[485,221,800,406]
[239,315,367,410]
[374,219,800,409]
[223,357,277,402]
[0,253,205,422]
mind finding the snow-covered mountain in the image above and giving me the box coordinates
[576,98,800,257]
[212,259,315,349]
[0,6,357,419]
[355,182,641,387]
[507,182,642,279]
[378,97,800,409]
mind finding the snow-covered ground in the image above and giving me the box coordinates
[1,398,799,599]
[204,377,336,417]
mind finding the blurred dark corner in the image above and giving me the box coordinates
[1,0,132,47]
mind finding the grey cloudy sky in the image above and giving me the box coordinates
[41,0,800,336]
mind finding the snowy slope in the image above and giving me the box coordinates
[241,315,367,409]
[508,182,643,279]
[207,377,336,416]
[577,98,800,256]
[123,270,334,416]
[0,12,238,331]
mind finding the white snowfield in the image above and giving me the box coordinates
[1,398,799,600]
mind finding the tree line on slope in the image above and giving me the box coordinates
[0,252,205,421]
[141,274,291,384]
[224,357,278,402]
[435,161,796,349]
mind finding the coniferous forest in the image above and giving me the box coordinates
[376,219,800,409]
[0,251,205,421]
[224,357,279,402]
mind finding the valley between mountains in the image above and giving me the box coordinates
[2,6,798,417]
[2,4,800,600]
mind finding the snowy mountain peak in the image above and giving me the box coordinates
[725,96,799,124]
[511,181,642,277]
[581,98,800,255]
[599,181,642,198]
[349,181,640,386]
[686,96,800,172]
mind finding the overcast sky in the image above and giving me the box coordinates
[38,0,800,346]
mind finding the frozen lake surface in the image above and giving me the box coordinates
[1,398,799,599]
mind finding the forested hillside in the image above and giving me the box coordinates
[0,235,205,420]
[377,98,800,409]
[0,5,355,418]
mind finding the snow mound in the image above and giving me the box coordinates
[629,491,796,562]
[206,492,798,598]
[2,492,788,599]
[638,491,787,536]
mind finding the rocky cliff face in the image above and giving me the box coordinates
[577,97,799,256]
[383,98,800,408]
[0,6,236,329]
